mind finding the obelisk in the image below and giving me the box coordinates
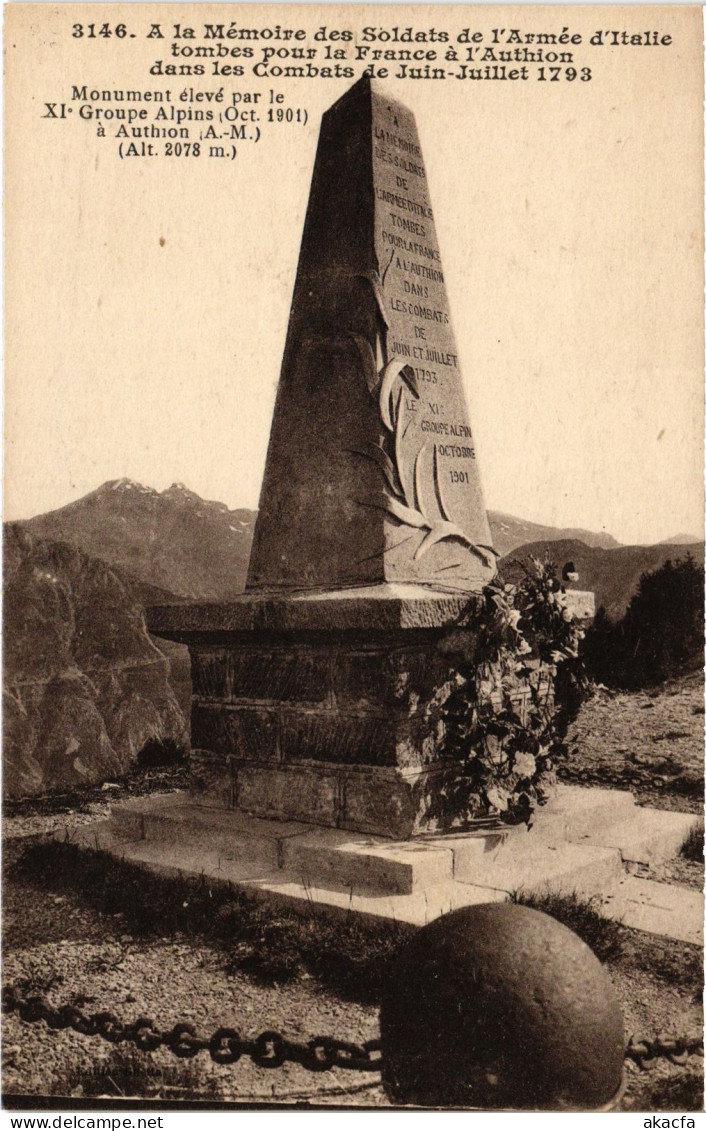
[247,75,496,592]
[149,77,498,837]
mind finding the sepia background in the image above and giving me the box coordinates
[4,3,704,545]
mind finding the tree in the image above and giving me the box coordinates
[584,556,704,688]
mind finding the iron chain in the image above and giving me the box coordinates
[2,984,382,1073]
[625,1033,704,1070]
[3,983,702,1074]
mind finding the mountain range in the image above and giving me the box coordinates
[18,479,254,602]
[18,479,625,598]
[5,479,702,797]
[16,479,699,615]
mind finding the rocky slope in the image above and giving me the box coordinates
[3,527,188,799]
[562,671,704,813]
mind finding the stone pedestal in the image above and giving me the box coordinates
[149,584,595,838]
[149,584,477,838]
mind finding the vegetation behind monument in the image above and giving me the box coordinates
[583,556,704,690]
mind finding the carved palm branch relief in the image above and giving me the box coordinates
[349,273,498,570]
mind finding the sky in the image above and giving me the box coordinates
[5,3,704,545]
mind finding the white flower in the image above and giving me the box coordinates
[486,786,509,812]
[513,752,536,778]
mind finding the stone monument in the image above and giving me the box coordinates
[149,75,499,838]
[77,78,698,935]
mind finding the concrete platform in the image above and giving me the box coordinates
[601,876,704,945]
[62,785,702,940]
[575,808,699,865]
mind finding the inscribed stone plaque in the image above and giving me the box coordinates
[247,76,497,593]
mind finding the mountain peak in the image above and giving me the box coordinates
[161,482,202,503]
[17,479,255,601]
[659,533,701,545]
[100,478,157,496]
[487,510,619,555]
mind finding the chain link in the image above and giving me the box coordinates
[625,1033,704,1070]
[2,984,383,1074]
[3,983,702,1075]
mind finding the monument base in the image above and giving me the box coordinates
[148,583,596,839]
[190,750,461,840]
[65,786,702,941]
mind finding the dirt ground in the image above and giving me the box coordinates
[3,674,703,1110]
[563,672,704,813]
[1,838,386,1107]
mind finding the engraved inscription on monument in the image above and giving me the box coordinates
[370,88,494,587]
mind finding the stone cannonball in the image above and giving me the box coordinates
[379,902,625,1110]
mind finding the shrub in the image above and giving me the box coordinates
[510,889,623,963]
[681,820,704,863]
[433,557,591,828]
[635,1071,704,1114]
[137,737,186,768]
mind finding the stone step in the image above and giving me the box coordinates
[109,796,454,895]
[62,801,698,940]
[113,795,310,844]
[94,816,284,885]
[65,818,505,927]
[421,786,637,871]
[98,789,695,911]
[534,785,637,842]
[452,840,624,898]
[280,831,454,896]
[111,791,630,899]
[572,808,700,865]
[246,875,508,927]
[600,877,704,945]
[110,796,315,874]
[422,785,636,877]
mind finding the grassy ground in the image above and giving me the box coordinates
[5,839,411,1004]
